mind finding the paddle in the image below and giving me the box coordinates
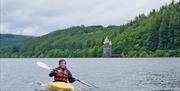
[36,61,99,88]
[37,61,52,70]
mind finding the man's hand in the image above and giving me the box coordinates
[53,69,58,73]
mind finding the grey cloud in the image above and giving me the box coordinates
[0,0,178,36]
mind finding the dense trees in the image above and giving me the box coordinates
[0,34,32,49]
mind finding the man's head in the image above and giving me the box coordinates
[59,59,66,69]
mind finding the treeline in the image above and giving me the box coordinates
[0,34,33,49]
[0,1,180,57]
[112,1,180,57]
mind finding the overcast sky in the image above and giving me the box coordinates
[0,0,179,36]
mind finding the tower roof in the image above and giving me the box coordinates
[109,40,112,45]
[103,37,112,45]
[104,37,109,44]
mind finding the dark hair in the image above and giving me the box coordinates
[59,59,66,65]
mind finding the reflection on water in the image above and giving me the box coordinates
[0,58,180,91]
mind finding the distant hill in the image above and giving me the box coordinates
[0,34,33,49]
[0,1,179,57]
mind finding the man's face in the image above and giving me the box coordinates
[60,61,66,68]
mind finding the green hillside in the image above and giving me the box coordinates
[0,34,33,49]
[0,1,180,57]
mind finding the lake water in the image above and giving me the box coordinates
[0,58,180,91]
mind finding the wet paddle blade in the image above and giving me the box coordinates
[37,61,51,70]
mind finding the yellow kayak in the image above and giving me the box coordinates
[48,82,74,91]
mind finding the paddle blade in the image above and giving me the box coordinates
[36,61,51,70]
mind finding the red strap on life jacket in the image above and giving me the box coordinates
[54,69,68,82]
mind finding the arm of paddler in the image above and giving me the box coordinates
[67,70,76,83]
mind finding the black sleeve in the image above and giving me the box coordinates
[49,70,56,77]
[49,68,58,77]
[67,70,76,83]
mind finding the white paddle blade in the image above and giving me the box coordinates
[36,61,51,70]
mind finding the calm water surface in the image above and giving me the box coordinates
[0,58,180,91]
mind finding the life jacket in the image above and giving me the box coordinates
[54,68,68,83]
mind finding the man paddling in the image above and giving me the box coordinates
[49,59,76,83]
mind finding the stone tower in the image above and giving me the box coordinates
[103,37,112,57]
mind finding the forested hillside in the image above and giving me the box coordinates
[0,34,33,49]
